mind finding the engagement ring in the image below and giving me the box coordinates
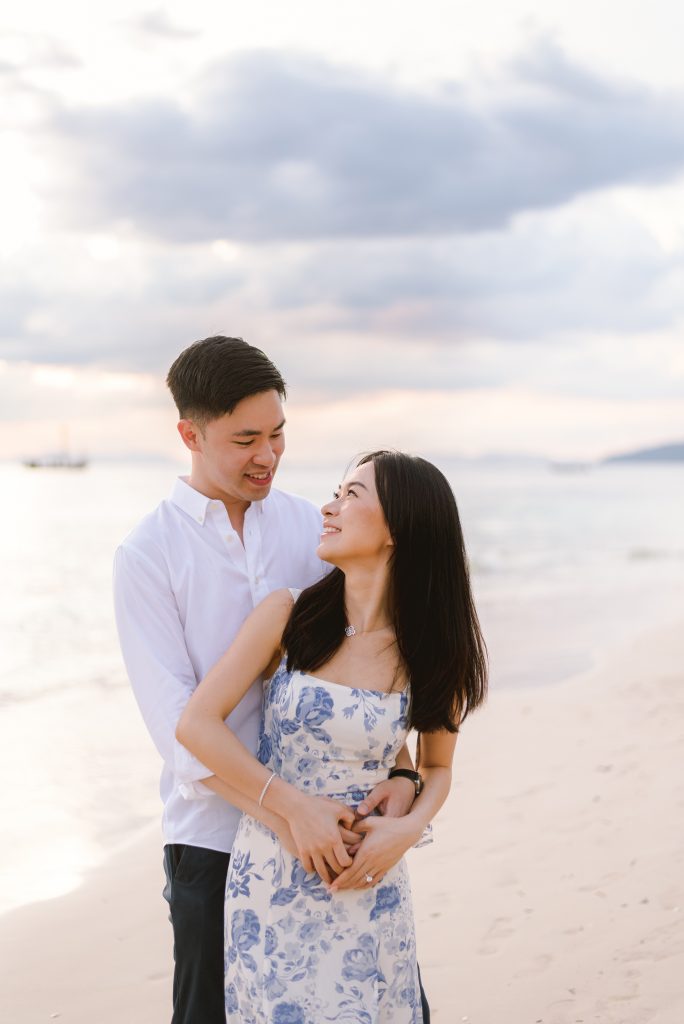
[365,874,374,883]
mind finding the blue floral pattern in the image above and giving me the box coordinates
[224,661,423,1022]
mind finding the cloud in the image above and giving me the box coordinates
[2,193,684,405]
[128,9,199,40]
[256,198,684,339]
[42,41,684,244]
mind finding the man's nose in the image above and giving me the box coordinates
[252,441,277,465]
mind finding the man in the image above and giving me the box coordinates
[113,337,426,1023]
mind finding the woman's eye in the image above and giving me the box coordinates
[347,489,357,497]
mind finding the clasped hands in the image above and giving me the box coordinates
[276,776,423,892]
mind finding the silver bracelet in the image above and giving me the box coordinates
[258,771,277,807]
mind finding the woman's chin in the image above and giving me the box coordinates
[316,540,341,567]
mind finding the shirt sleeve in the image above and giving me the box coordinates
[113,542,213,791]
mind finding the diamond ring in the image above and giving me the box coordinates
[365,874,374,884]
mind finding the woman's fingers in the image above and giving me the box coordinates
[299,851,314,874]
[333,840,353,870]
[312,852,332,886]
[330,859,371,891]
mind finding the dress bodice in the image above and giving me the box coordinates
[257,660,409,806]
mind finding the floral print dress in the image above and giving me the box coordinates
[224,658,424,1023]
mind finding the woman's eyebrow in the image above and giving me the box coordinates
[342,480,368,490]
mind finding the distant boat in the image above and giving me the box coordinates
[23,454,88,470]
[549,460,591,473]
[22,425,88,470]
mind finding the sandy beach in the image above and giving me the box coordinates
[3,619,682,1024]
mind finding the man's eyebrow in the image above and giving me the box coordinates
[232,419,286,437]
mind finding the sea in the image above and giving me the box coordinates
[2,457,683,916]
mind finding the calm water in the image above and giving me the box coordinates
[2,458,683,914]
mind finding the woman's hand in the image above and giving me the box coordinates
[287,794,358,885]
[329,814,423,892]
[273,814,359,865]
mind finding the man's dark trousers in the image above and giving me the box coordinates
[163,844,230,1024]
[163,842,431,1023]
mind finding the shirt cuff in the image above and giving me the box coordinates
[174,738,213,785]
[178,779,214,801]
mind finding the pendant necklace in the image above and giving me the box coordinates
[344,623,391,637]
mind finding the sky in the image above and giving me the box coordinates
[2,0,684,464]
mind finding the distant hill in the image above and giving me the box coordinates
[604,442,684,464]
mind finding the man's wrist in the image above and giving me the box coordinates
[388,767,423,796]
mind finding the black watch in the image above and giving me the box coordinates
[388,768,423,796]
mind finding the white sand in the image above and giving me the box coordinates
[3,622,683,1023]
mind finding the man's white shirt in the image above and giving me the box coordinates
[113,477,325,853]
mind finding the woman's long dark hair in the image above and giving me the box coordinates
[283,451,487,732]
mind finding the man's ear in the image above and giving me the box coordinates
[177,419,203,452]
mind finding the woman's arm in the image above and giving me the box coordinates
[330,728,458,892]
[176,589,356,883]
[199,776,297,858]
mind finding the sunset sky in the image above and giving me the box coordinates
[2,0,684,463]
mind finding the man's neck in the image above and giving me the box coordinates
[186,472,250,542]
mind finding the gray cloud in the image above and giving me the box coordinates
[127,9,200,40]
[44,42,684,244]
[3,194,684,391]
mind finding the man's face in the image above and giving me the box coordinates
[185,390,286,506]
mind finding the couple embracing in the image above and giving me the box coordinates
[114,336,487,1023]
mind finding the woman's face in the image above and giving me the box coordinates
[317,460,393,567]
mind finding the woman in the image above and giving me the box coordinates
[177,450,487,1023]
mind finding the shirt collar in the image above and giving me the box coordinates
[169,476,268,525]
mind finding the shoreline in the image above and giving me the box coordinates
[2,618,683,1023]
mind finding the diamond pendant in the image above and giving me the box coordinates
[344,624,357,637]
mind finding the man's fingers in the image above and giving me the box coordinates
[339,826,359,845]
[357,790,384,816]
[351,816,376,836]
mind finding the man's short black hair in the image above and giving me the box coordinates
[166,336,287,426]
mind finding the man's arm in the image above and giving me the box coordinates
[356,742,417,819]
[113,542,212,787]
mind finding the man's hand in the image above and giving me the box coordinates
[357,775,416,818]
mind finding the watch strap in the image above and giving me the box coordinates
[388,767,423,795]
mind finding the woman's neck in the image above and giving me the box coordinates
[342,565,391,635]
